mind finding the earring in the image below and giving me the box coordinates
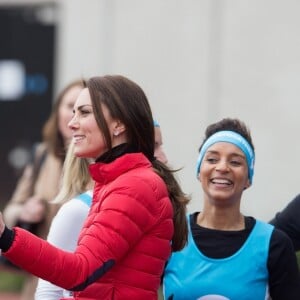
[114,131,119,136]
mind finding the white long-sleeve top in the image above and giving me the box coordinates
[35,190,92,300]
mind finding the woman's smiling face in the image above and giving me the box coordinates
[68,88,111,159]
[199,142,250,204]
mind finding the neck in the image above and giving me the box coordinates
[197,209,245,231]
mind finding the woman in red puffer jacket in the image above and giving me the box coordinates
[0,75,190,300]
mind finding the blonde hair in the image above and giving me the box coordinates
[53,142,93,204]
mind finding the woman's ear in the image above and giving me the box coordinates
[197,172,202,182]
[244,179,251,190]
[113,121,126,136]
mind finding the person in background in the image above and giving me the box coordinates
[0,74,190,300]
[270,195,300,251]
[35,142,93,300]
[35,119,169,299]
[163,117,300,300]
[154,119,168,164]
[2,79,84,300]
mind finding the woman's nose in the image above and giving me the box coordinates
[68,114,78,129]
[215,160,229,171]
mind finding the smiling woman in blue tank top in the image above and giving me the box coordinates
[163,117,300,300]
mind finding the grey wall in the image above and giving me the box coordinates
[3,0,300,221]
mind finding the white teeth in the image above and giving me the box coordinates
[212,179,231,184]
[73,136,84,142]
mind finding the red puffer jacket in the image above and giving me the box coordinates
[4,153,174,299]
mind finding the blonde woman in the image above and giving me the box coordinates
[35,142,93,299]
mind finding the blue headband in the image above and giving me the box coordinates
[195,130,255,183]
[153,119,160,127]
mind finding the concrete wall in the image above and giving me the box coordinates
[2,0,300,221]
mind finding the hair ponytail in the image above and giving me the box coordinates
[152,160,190,251]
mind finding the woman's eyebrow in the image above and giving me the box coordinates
[206,150,246,159]
[77,104,93,109]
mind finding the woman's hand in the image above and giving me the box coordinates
[19,196,46,224]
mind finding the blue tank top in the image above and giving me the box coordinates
[76,192,92,207]
[163,216,274,300]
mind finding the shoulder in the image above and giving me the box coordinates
[75,191,92,207]
[54,197,90,225]
[91,170,172,229]
[271,194,300,223]
[270,227,294,249]
[110,171,169,213]
[102,163,165,198]
[122,165,166,193]
[268,227,296,267]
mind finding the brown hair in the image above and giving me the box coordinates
[199,117,255,152]
[86,75,190,251]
